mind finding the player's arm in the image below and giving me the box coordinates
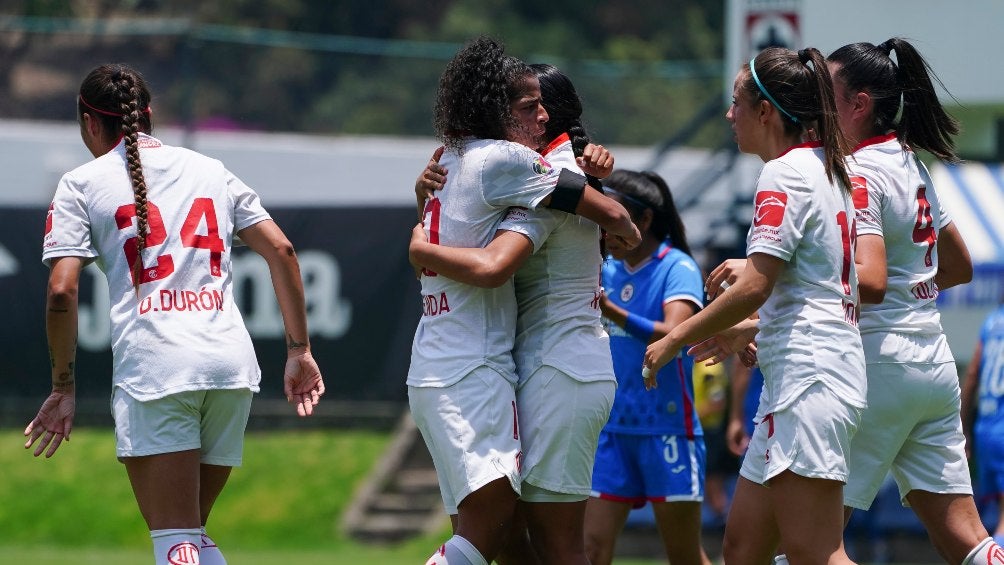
[725,360,752,457]
[854,234,887,304]
[409,226,533,288]
[238,219,324,416]
[644,252,781,386]
[25,256,84,457]
[960,337,983,458]
[934,222,973,290]
[600,295,698,344]
[537,172,640,249]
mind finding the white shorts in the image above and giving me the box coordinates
[111,386,253,465]
[844,360,972,510]
[517,366,615,501]
[408,366,522,515]
[740,381,861,485]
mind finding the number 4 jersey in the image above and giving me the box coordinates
[850,133,951,339]
[43,134,270,400]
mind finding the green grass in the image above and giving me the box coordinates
[0,428,665,564]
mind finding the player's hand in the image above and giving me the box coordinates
[705,258,747,300]
[577,143,614,179]
[24,390,76,458]
[688,322,759,366]
[643,336,682,391]
[738,342,759,368]
[726,417,750,457]
[607,224,642,251]
[284,351,324,417]
[415,146,447,201]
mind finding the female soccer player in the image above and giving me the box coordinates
[410,41,637,565]
[24,63,325,565]
[963,302,1004,549]
[644,46,865,565]
[828,38,1003,565]
[583,169,712,565]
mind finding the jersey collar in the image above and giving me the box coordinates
[777,140,822,158]
[852,131,899,153]
[540,132,570,156]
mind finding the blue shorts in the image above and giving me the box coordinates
[590,430,705,506]
[976,428,1004,501]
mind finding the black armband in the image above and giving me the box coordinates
[585,174,604,192]
[547,169,587,213]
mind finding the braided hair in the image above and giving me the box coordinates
[531,63,590,157]
[78,64,153,289]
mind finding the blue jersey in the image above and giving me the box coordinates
[602,243,704,436]
[975,305,1004,440]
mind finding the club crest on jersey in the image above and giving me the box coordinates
[850,176,869,209]
[531,156,552,175]
[753,191,787,227]
[166,541,199,564]
[619,283,635,302]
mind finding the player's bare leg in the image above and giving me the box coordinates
[722,476,780,565]
[583,497,631,565]
[523,499,589,565]
[124,449,203,564]
[769,471,854,565]
[452,476,519,562]
[907,490,993,564]
[198,464,233,564]
[495,503,540,565]
[652,500,713,565]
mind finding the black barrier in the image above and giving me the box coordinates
[0,206,421,404]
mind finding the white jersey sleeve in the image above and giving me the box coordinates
[480,141,563,210]
[747,159,813,261]
[229,170,271,233]
[43,173,100,265]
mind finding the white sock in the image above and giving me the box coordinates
[774,554,789,565]
[962,537,1004,565]
[424,535,488,565]
[151,528,201,565]
[199,527,227,565]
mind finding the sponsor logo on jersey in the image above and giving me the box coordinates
[753,191,787,227]
[138,136,163,149]
[619,282,635,302]
[850,176,868,209]
[531,156,552,175]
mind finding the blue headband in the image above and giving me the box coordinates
[749,56,799,123]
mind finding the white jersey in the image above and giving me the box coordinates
[498,134,614,385]
[850,133,951,345]
[407,138,567,388]
[746,142,866,413]
[42,134,270,400]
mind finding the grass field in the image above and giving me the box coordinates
[0,428,665,564]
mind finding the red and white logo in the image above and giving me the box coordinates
[45,202,54,235]
[754,191,787,227]
[851,176,869,210]
[167,541,200,564]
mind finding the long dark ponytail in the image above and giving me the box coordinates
[746,47,852,191]
[828,38,960,163]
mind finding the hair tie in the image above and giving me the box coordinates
[877,39,895,55]
[797,48,812,64]
[749,56,799,123]
[78,95,151,117]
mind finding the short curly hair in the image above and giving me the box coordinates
[433,36,533,153]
